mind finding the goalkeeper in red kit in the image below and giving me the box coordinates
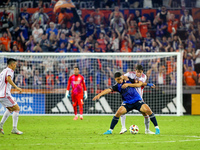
[65,66,87,120]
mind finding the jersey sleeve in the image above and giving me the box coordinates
[82,76,87,91]
[7,70,13,78]
[124,72,130,77]
[66,76,71,90]
[139,74,147,83]
[110,83,118,92]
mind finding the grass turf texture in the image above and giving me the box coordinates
[0,116,199,150]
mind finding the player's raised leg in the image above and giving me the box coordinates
[120,115,127,134]
[140,104,160,134]
[104,106,127,134]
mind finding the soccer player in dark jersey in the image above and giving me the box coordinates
[93,72,160,135]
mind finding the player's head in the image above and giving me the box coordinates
[135,65,143,77]
[74,66,79,75]
[7,58,17,70]
[114,72,123,84]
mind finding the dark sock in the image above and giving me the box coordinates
[110,116,119,130]
[149,113,158,127]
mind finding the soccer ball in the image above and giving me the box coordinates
[129,125,139,134]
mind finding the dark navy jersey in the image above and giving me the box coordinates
[111,80,142,104]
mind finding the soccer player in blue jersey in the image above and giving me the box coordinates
[92,72,160,135]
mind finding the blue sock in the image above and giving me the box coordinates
[110,116,119,130]
[149,113,158,127]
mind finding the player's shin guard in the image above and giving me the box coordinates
[79,104,83,115]
[110,116,119,130]
[13,111,19,128]
[1,109,11,125]
[149,113,158,127]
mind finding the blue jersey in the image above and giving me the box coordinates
[111,80,142,104]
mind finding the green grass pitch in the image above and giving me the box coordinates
[0,116,200,150]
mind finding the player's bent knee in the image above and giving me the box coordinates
[13,104,20,112]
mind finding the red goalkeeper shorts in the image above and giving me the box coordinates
[71,94,84,106]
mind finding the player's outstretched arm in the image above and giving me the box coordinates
[7,76,22,92]
[142,83,156,88]
[92,89,112,101]
[121,81,143,89]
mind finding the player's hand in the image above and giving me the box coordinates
[121,83,129,89]
[147,83,155,88]
[84,94,87,100]
[92,95,100,101]
[16,87,22,93]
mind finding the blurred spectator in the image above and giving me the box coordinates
[94,42,103,52]
[19,6,30,23]
[58,8,71,28]
[184,64,197,88]
[84,35,95,50]
[133,31,142,46]
[156,65,166,85]
[138,16,151,38]
[49,32,58,52]
[46,22,58,39]
[13,34,25,52]
[195,49,200,74]
[33,69,43,88]
[110,29,120,51]
[1,10,13,33]
[154,17,168,39]
[15,18,29,40]
[110,13,126,33]
[84,17,96,37]
[144,32,154,47]
[11,45,19,52]
[109,6,124,21]
[184,53,195,71]
[185,32,196,49]
[32,7,50,26]
[121,40,132,53]
[32,20,44,42]
[143,0,153,8]
[37,0,45,8]
[71,22,82,35]
[172,35,182,51]
[127,15,137,41]
[121,30,132,51]
[58,23,69,35]
[180,10,194,30]
[129,0,140,8]
[0,0,10,6]
[57,31,68,47]
[97,32,108,52]
[134,10,141,24]
[46,71,54,89]
[25,35,36,52]
[91,8,104,27]
[39,34,50,52]
[55,42,67,53]
[167,14,178,36]
[0,30,11,52]
[157,5,170,23]
[15,69,26,87]
[50,0,57,8]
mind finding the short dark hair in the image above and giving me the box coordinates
[7,58,17,65]
[74,66,79,70]
[114,72,122,78]
[136,65,143,71]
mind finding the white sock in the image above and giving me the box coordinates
[121,115,126,129]
[80,115,83,117]
[1,109,11,125]
[144,116,150,131]
[13,111,19,128]
[155,126,159,129]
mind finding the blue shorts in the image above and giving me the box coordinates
[121,100,145,113]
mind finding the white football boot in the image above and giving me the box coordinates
[11,128,23,135]
[0,123,4,134]
[119,127,127,134]
[145,130,155,134]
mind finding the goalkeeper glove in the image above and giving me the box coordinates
[65,90,71,98]
[84,91,88,100]
[147,83,154,87]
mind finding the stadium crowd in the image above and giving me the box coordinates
[0,0,200,89]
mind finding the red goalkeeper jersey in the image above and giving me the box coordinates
[66,74,87,95]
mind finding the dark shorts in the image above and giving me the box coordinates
[121,100,145,113]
